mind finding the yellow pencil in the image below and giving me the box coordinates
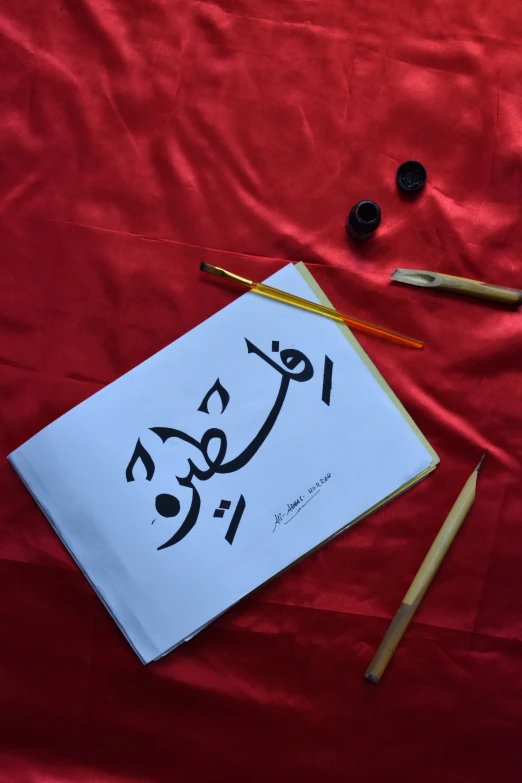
[200,263,423,350]
[365,451,487,684]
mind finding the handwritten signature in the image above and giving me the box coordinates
[273,473,332,532]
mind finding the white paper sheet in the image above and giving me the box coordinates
[9,264,434,663]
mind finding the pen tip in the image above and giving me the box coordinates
[476,450,487,474]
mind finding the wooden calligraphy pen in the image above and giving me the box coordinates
[365,451,487,684]
[200,263,423,349]
[391,268,522,306]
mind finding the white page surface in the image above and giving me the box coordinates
[10,264,433,663]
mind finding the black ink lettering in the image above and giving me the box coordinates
[300,489,320,510]
[213,499,231,518]
[197,378,230,414]
[129,339,316,550]
[150,426,228,480]
[245,339,314,383]
[285,508,301,523]
[150,427,201,449]
[273,511,284,532]
[321,355,333,406]
[157,480,201,550]
[271,340,279,352]
[218,340,313,474]
[126,439,155,482]
[225,495,246,545]
[279,348,314,381]
[155,493,181,517]
[286,489,321,524]
[217,373,290,474]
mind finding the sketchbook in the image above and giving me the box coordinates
[9,263,438,663]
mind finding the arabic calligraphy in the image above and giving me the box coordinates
[126,338,333,550]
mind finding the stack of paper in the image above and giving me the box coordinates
[9,263,437,663]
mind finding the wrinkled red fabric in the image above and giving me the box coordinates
[1,2,522,782]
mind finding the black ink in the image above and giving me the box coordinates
[285,489,320,524]
[245,339,314,383]
[308,473,331,494]
[151,427,202,449]
[287,498,302,513]
[279,348,314,380]
[126,439,155,482]
[129,339,315,550]
[218,373,290,473]
[285,507,302,524]
[225,495,246,545]
[155,493,181,517]
[273,473,331,533]
[198,378,230,414]
[273,511,284,532]
[213,499,231,518]
[214,341,313,475]
[213,497,247,542]
[301,489,320,510]
[151,426,228,480]
[321,355,333,406]
[271,340,279,352]
[157,479,201,550]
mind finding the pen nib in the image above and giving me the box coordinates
[475,450,487,474]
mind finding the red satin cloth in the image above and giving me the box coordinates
[1,2,522,781]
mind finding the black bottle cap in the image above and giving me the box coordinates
[345,200,381,240]
[396,161,427,192]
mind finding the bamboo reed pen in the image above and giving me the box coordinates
[391,268,522,306]
[200,263,423,349]
[365,451,487,684]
